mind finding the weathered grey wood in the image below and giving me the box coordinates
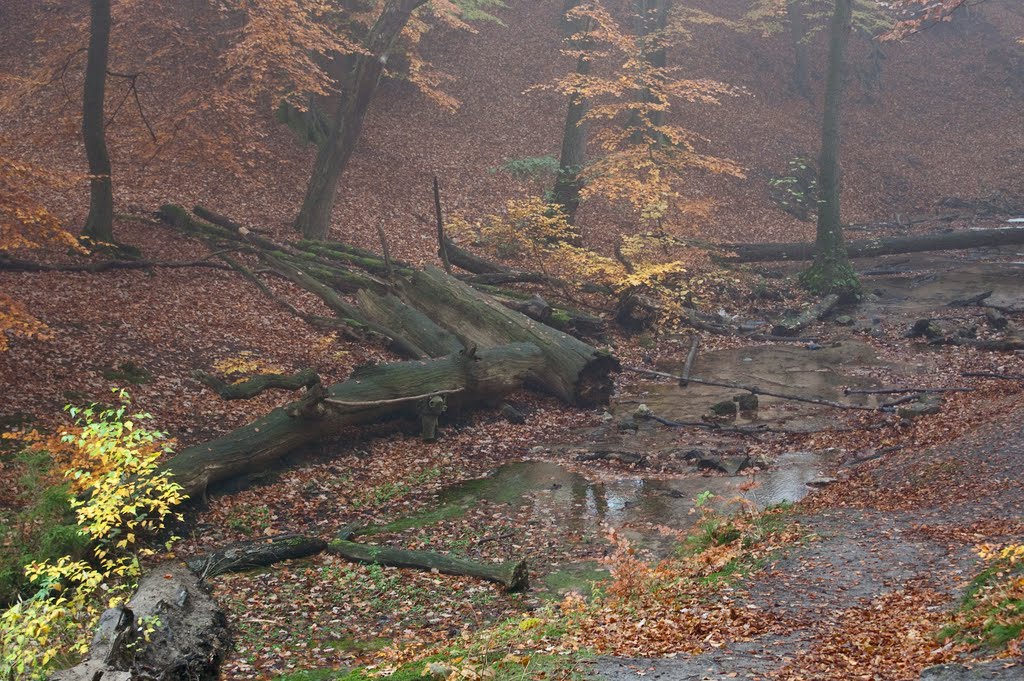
[397,266,618,405]
[725,227,1024,262]
[771,294,839,336]
[51,563,229,681]
[163,344,545,497]
[356,289,463,357]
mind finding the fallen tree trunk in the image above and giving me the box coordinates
[326,538,529,592]
[186,534,327,578]
[724,227,1024,262]
[166,344,544,498]
[51,563,229,681]
[396,266,619,405]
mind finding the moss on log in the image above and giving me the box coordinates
[186,534,327,578]
[163,344,545,497]
[397,266,618,405]
[326,539,528,592]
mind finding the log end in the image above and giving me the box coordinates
[504,559,530,593]
[574,351,621,407]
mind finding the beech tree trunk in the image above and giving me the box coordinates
[552,0,591,221]
[787,0,812,100]
[82,0,114,243]
[629,0,670,144]
[723,227,1024,262]
[801,0,857,298]
[295,0,428,240]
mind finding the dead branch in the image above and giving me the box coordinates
[625,366,880,411]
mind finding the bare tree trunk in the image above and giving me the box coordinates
[295,0,428,240]
[787,0,812,100]
[552,0,591,221]
[800,0,858,299]
[629,0,670,144]
[82,0,114,243]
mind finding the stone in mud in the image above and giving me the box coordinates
[695,453,750,475]
[708,399,738,418]
[733,393,758,416]
[834,314,855,326]
[906,318,944,339]
[806,476,838,488]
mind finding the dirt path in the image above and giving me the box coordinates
[589,394,1024,680]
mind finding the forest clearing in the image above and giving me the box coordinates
[1,0,1023,679]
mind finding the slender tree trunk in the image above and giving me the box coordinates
[82,0,114,243]
[786,0,812,100]
[629,0,670,144]
[552,0,591,221]
[295,0,427,240]
[801,0,858,298]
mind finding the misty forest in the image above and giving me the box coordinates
[1,0,1024,679]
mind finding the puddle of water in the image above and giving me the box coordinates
[376,458,833,558]
[864,262,1024,315]
[632,341,892,432]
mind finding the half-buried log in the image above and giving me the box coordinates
[327,538,529,592]
[396,266,619,405]
[163,343,545,498]
[186,534,327,578]
[772,293,840,336]
[725,227,1024,262]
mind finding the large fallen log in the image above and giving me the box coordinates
[724,227,1024,262]
[396,266,619,405]
[326,538,529,592]
[51,563,230,681]
[167,344,544,498]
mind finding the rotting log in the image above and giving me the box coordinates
[163,344,545,498]
[356,289,463,357]
[724,227,1024,262]
[326,538,528,592]
[772,294,840,336]
[396,266,619,405]
[51,563,229,681]
[193,368,320,400]
[187,534,327,578]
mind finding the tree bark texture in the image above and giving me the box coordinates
[82,0,114,243]
[326,539,529,592]
[803,0,856,296]
[295,0,429,239]
[395,266,618,405]
[50,564,229,681]
[166,344,544,498]
[552,0,591,221]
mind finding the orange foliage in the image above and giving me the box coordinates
[541,0,744,226]
[0,148,82,351]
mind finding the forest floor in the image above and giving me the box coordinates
[1,221,1023,681]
